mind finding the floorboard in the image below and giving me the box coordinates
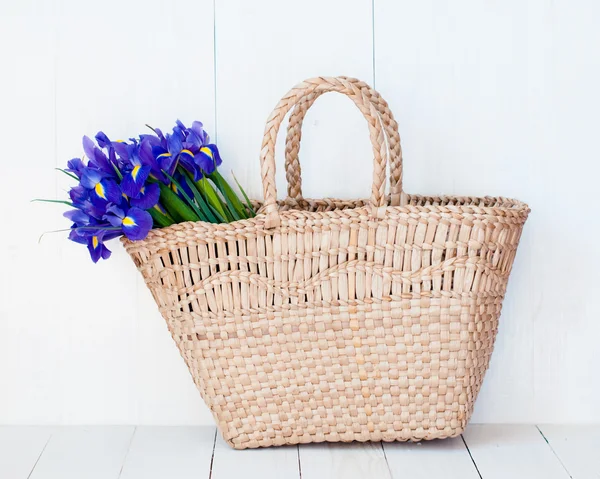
[382,436,481,479]
[538,424,600,479]
[28,426,134,479]
[298,441,392,479]
[1,425,596,479]
[463,424,570,479]
[211,433,300,479]
[0,426,52,479]
[118,426,216,479]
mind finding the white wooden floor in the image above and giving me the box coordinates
[0,425,597,479]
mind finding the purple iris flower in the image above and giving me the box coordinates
[171,170,195,200]
[148,120,218,180]
[69,228,116,263]
[138,138,168,184]
[120,145,151,198]
[194,144,222,175]
[105,205,153,241]
[66,158,85,178]
[130,182,160,209]
[94,131,111,149]
[82,136,115,175]
[80,167,122,205]
[64,208,92,226]
[69,185,88,206]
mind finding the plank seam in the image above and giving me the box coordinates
[460,434,483,479]
[208,428,217,479]
[26,432,52,479]
[117,426,137,479]
[213,0,218,142]
[536,425,573,479]
[297,444,302,479]
[380,441,394,478]
[371,0,376,88]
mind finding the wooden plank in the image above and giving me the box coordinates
[215,0,375,204]
[52,0,216,427]
[463,425,570,479]
[382,437,480,479]
[299,442,391,479]
[0,427,52,479]
[119,426,216,479]
[373,0,600,426]
[29,426,134,479]
[538,424,600,479]
[211,433,299,479]
[0,4,64,427]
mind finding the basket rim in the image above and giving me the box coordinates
[122,193,529,249]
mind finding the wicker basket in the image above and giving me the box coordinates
[123,77,530,449]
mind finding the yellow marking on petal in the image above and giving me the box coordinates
[171,183,177,193]
[132,164,141,181]
[122,193,128,199]
[140,186,145,194]
[157,152,171,159]
[122,216,136,227]
[200,147,213,159]
[116,139,126,143]
[92,236,99,249]
[94,182,106,199]
[181,149,194,157]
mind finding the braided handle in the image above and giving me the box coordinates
[285,77,403,206]
[260,77,393,229]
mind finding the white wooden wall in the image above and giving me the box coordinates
[1,0,598,425]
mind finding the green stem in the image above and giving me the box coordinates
[181,171,219,223]
[196,177,231,221]
[55,168,79,180]
[209,171,247,219]
[158,183,199,223]
[32,199,74,206]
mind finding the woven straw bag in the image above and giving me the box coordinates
[123,76,530,449]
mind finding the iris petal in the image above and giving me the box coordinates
[64,209,90,225]
[191,121,209,144]
[101,179,122,203]
[194,148,215,175]
[167,131,183,156]
[121,207,153,241]
[80,167,106,189]
[130,183,160,209]
[82,136,96,162]
[112,141,130,160]
[95,132,111,148]
[121,165,151,197]
[66,158,85,178]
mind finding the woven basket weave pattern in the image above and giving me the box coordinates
[123,77,529,449]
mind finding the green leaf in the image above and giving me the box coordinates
[181,172,219,223]
[209,171,247,220]
[158,182,200,223]
[149,205,174,228]
[55,168,79,181]
[145,124,159,135]
[32,199,74,207]
[162,171,207,222]
[111,162,123,180]
[232,172,256,216]
[196,177,232,221]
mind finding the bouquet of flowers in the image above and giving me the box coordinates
[38,120,254,262]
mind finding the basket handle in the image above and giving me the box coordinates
[284,77,403,207]
[260,77,399,229]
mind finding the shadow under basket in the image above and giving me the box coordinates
[122,77,530,449]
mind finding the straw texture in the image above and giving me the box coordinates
[123,76,530,449]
